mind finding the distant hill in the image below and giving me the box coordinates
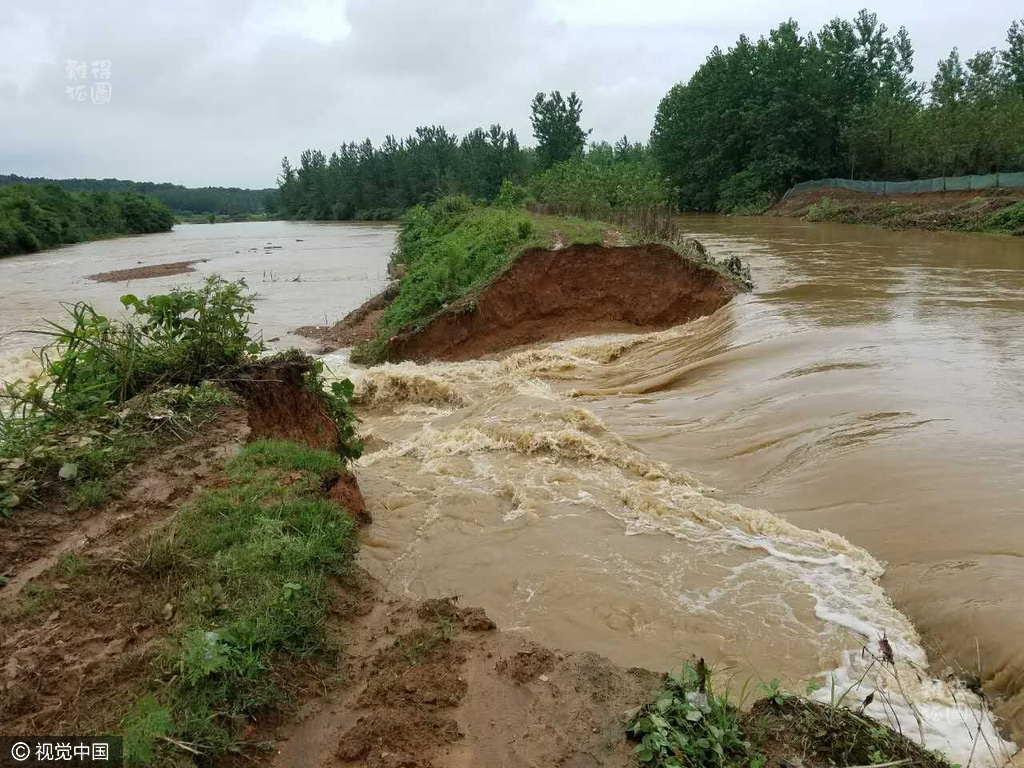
[0,174,277,215]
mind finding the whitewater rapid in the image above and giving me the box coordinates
[321,322,1017,767]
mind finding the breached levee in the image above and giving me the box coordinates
[318,328,1019,768]
[385,243,739,362]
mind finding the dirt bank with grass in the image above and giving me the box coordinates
[385,242,738,362]
[770,186,1024,234]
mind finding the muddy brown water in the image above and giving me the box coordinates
[1,217,1022,764]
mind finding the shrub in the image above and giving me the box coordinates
[804,196,841,221]
[628,662,757,768]
[14,276,262,417]
[985,201,1024,234]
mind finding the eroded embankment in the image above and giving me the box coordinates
[770,186,1024,233]
[386,243,738,362]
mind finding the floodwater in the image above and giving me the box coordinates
[1,218,1022,764]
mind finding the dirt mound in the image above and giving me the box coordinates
[228,352,341,452]
[385,243,739,362]
[88,260,205,282]
[296,283,399,351]
[494,643,556,684]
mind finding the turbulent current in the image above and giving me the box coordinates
[2,218,1023,765]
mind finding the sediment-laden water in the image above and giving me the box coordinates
[1,218,1022,764]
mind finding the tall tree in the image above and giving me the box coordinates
[530,91,591,169]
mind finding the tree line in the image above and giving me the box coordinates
[275,92,667,221]
[0,175,274,216]
[651,13,1024,211]
[277,12,1024,219]
[0,184,175,257]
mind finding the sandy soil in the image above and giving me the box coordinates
[88,259,206,282]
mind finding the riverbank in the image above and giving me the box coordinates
[0,184,175,257]
[298,199,749,362]
[769,187,1024,234]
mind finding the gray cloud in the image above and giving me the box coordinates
[0,0,1017,187]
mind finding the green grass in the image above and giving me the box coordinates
[121,439,358,763]
[628,661,758,768]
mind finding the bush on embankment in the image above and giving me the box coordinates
[0,184,175,257]
[0,277,360,515]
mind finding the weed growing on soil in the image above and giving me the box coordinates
[628,661,757,768]
[630,661,957,768]
[985,201,1024,235]
[121,439,357,763]
[0,383,235,515]
[1,277,262,516]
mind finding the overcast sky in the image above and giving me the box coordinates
[0,0,1017,188]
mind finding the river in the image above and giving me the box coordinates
[1,218,1021,764]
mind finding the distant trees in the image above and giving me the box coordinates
[277,125,526,220]
[0,185,175,257]
[530,91,591,169]
[0,175,272,215]
[652,13,1024,211]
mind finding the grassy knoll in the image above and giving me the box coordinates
[351,197,751,365]
[0,277,356,517]
[0,438,362,765]
[0,183,176,257]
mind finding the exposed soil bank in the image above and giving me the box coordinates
[227,352,342,452]
[386,243,738,362]
[295,283,398,351]
[770,187,1024,233]
[87,259,205,282]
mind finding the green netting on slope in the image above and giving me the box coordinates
[784,172,1024,198]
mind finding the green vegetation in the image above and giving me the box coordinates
[628,662,756,768]
[0,183,175,257]
[651,13,1024,212]
[277,90,665,221]
[530,90,591,169]
[121,439,357,762]
[801,194,1024,234]
[0,174,275,217]
[350,197,603,363]
[629,662,953,768]
[1,278,260,514]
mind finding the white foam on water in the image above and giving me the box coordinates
[322,337,1018,768]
